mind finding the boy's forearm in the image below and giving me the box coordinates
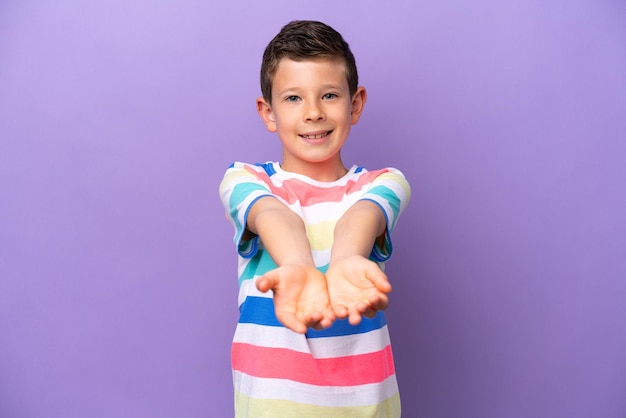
[331,200,387,263]
[247,197,315,267]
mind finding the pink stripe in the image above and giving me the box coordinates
[232,342,395,386]
[244,165,389,206]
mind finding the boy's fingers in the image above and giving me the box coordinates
[332,304,349,319]
[368,293,389,311]
[321,307,337,326]
[361,304,378,318]
[318,313,335,329]
[309,312,334,330]
[256,271,279,292]
[302,307,335,330]
[279,313,307,334]
[366,269,392,293]
[353,295,386,318]
[255,277,271,293]
[348,309,363,325]
[304,310,323,325]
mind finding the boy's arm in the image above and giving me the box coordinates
[247,196,335,333]
[326,200,393,325]
[330,200,387,261]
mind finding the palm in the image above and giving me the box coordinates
[257,265,334,333]
[326,256,391,325]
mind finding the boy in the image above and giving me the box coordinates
[219,20,410,418]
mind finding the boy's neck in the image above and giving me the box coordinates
[280,159,348,182]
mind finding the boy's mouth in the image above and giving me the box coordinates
[300,130,332,140]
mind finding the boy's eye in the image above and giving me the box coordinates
[322,93,337,100]
[285,95,300,102]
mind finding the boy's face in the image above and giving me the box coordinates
[257,57,366,180]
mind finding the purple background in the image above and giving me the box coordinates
[1,1,625,417]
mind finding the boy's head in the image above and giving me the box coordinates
[260,20,358,104]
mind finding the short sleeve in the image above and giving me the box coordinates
[219,162,274,258]
[359,168,411,262]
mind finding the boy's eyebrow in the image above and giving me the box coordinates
[276,86,300,95]
[321,83,344,91]
[276,84,346,96]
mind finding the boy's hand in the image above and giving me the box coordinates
[256,265,336,334]
[326,255,392,325]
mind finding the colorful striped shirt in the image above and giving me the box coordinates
[219,161,411,418]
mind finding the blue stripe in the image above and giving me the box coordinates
[239,296,387,337]
[254,162,277,176]
[359,198,393,261]
[239,296,282,326]
[306,313,387,338]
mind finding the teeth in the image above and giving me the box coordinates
[302,132,328,139]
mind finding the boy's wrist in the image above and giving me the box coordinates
[329,253,366,265]
[280,259,316,268]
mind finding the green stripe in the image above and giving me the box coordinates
[239,251,278,285]
[240,258,329,286]
[366,185,401,229]
[229,182,270,239]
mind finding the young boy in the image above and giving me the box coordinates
[219,20,411,418]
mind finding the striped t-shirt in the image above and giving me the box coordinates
[219,161,411,418]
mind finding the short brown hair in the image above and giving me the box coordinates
[260,20,359,104]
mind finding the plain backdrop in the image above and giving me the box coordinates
[1,1,625,417]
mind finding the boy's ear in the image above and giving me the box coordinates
[350,86,367,125]
[256,97,277,132]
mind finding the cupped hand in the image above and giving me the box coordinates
[326,255,392,325]
[256,264,335,334]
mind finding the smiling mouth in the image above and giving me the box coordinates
[300,131,332,139]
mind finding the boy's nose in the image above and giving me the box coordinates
[304,100,325,121]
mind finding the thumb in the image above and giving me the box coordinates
[256,269,279,293]
[366,264,392,293]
